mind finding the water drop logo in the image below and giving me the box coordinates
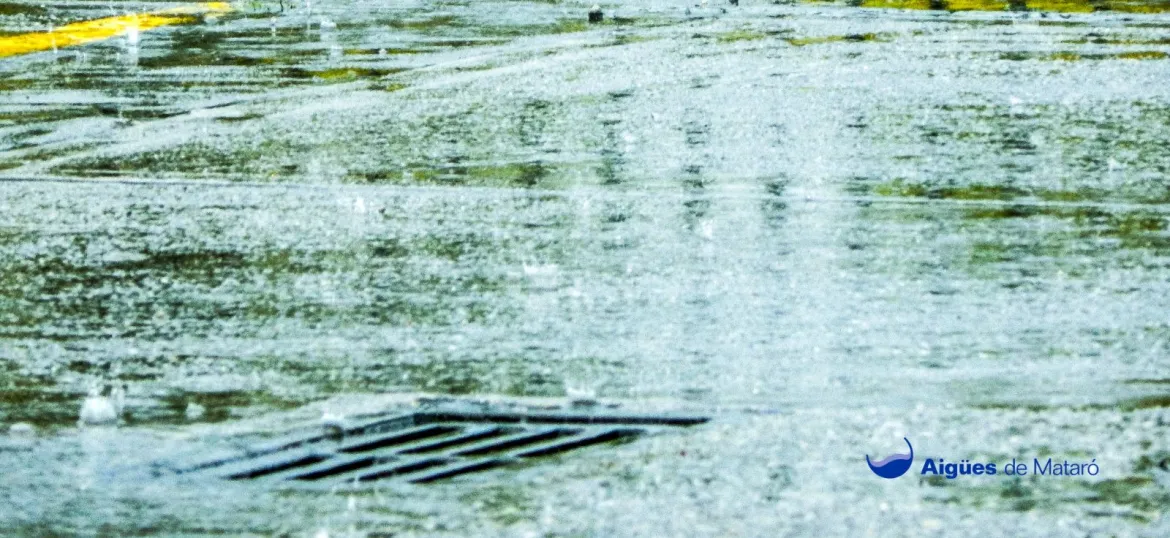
[866,437,914,479]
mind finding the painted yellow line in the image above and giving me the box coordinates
[855,0,1170,11]
[0,2,232,58]
[944,0,1010,11]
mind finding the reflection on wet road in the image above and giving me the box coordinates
[1,0,1169,535]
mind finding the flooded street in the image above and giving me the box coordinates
[1,0,1169,535]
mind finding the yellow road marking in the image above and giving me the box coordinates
[0,2,232,58]
[853,0,1170,10]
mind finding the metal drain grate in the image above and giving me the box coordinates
[172,407,708,486]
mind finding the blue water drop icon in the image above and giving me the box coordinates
[866,438,914,479]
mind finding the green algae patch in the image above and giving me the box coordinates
[1116,50,1169,60]
[0,107,96,126]
[1063,36,1170,46]
[1133,452,1170,472]
[870,180,1026,200]
[344,47,424,55]
[10,143,104,166]
[785,33,889,47]
[382,355,565,397]
[1102,213,1167,235]
[976,394,1170,412]
[866,179,1170,205]
[495,19,589,36]
[1084,476,1166,518]
[1118,395,1170,410]
[346,161,564,188]
[460,486,538,526]
[716,29,770,43]
[1077,212,1170,252]
[932,185,1030,201]
[155,388,306,424]
[962,206,1048,220]
[1124,378,1170,385]
[214,113,265,123]
[872,178,930,198]
[1035,51,1168,61]
[920,462,1167,523]
[1033,188,1111,203]
[427,39,510,48]
[50,140,308,179]
[602,33,660,47]
[280,67,406,82]
[0,362,71,428]
[1100,0,1170,13]
[0,3,47,16]
[1046,51,1083,62]
[388,15,463,31]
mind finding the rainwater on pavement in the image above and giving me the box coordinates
[1,0,1169,536]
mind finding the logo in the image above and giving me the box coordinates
[862,437,1098,481]
[866,437,914,479]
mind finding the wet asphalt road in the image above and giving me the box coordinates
[1,0,1170,536]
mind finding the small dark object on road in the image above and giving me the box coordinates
[589,4,603,23]
[730,0,739,5]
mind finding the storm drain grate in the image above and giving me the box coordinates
[172,407,708,486]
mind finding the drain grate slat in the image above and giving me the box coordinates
[175,431,325,475]
[173,448,255,475]
[212,447,324,479]
[452,427,580,457]
[514,428,643,459]
[340,424,460,453]
[225,452,331,480]
[344,414,418,436]
[173,406,708,487]
[408,458,513,484]
[286,454,387,481]
[355,457,453,482]
[399,425,519,454]
[417,410,708,427]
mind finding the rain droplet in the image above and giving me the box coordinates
[184,402,206,421]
